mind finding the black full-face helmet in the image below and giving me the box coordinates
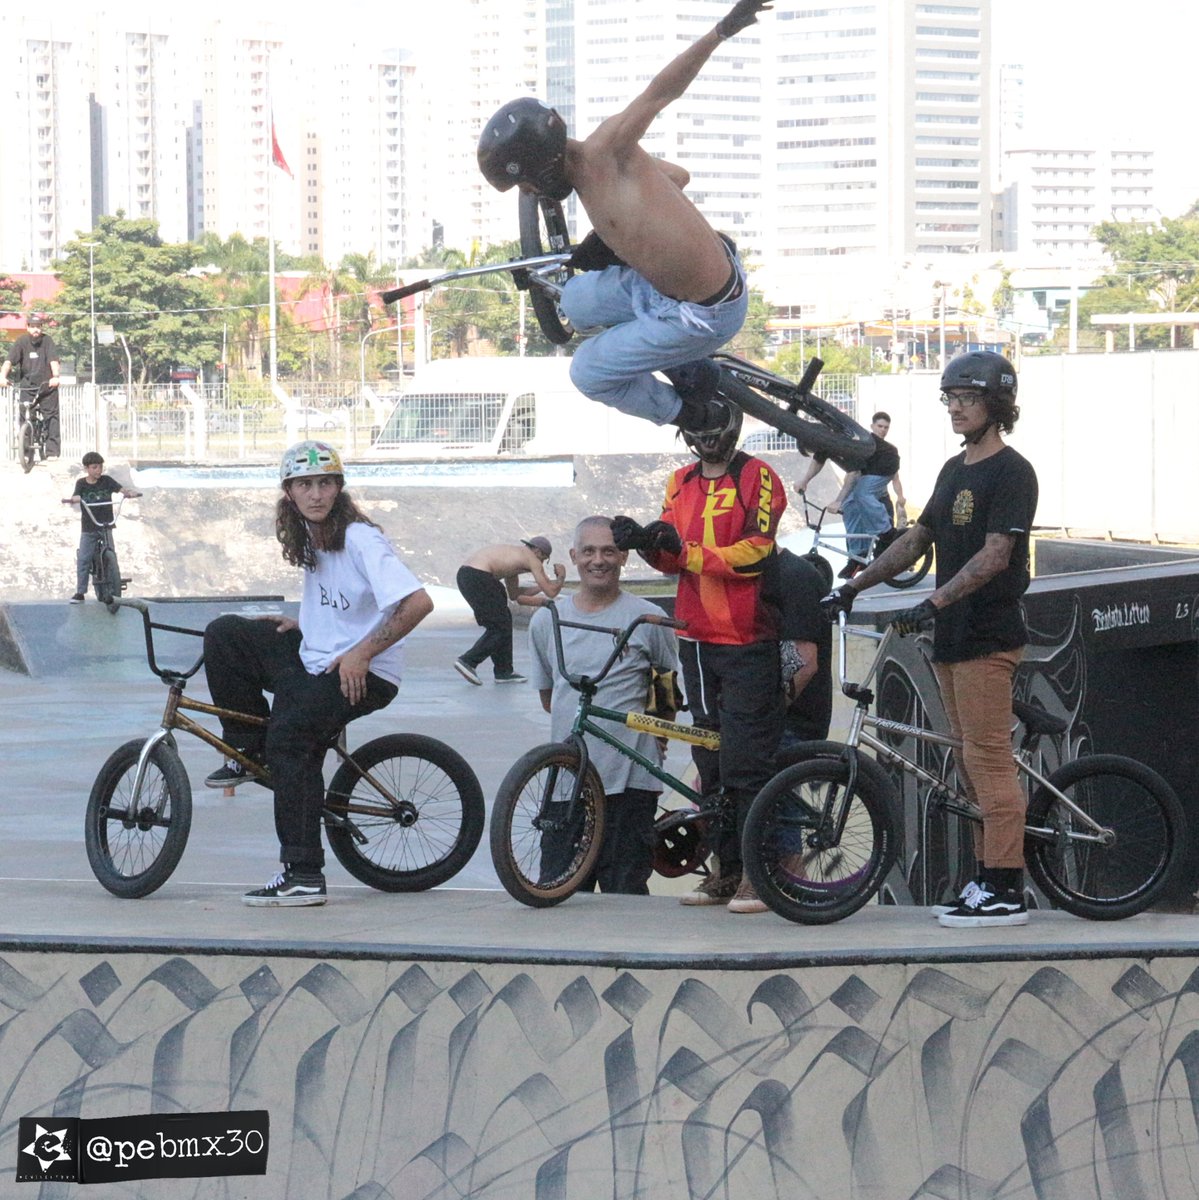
[940,350,1017,404]
[682,403,744,465]
[477,98,572,201]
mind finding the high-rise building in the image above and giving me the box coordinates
[91,22,193,244]
[0,16,93,270]
[1000,145,1156,256]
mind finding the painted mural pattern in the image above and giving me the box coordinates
[4,948,1199,1198]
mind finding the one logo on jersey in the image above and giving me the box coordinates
[319,586,350,610]
[756,467,774,533]
[700,485,738,545]
[952,489,975,526]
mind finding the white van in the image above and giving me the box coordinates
[371,357,683,458]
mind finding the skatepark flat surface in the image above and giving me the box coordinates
[1,595,1194,969]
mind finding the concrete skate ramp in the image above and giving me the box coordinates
[0,596,291,679]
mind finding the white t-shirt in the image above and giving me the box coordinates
[299,522,424,687]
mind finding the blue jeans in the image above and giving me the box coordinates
[841,474,892,561]
[76,531,116,595]
[559,264,749,425]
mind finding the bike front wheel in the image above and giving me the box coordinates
[490,743,605,907]
[743,757,898,924]
[1025,754,1184,920]
[85,738,193,898]
[324,733,484,892]
[19,421,35,473]
[517,192,575,345]
[96,546,121,608]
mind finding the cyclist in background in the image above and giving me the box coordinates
[821,352,1038,929]
[66,452,141,604]
[1,313,62,458]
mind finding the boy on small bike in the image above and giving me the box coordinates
[66,452,141,604]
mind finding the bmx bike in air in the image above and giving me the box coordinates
[382,193,877,468]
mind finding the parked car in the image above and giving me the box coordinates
[292,407,346,432]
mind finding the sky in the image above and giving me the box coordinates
[29,0,1199,214]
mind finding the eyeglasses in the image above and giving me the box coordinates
[940,391,984,408]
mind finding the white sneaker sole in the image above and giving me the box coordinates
[242,892,326,907]
[454,660,483,686]
[938,910,1028,928]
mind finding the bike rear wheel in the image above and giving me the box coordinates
[490,743,605,907]
[19,421,35,473]
[714,357,876,467]
[324,733,484,892]
[517,192,575,345]
[884,545,934,589]
[1025,754,1184,919]
[743,757,898,924]
[85,737,192,898]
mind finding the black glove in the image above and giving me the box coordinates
[716,0,772,39]
[611,514,649,552]
[819,586,856,622]
[890,599,938,636]
[568,230,627,272]
[643,520,683,556]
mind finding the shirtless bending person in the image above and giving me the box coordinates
[477,1,772,436]
[454,537,567,685]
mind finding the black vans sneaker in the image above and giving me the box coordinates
[205,756,265,789]
[242,867,327,907]
[938,881,1028,928]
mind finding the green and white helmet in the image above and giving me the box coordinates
[280,440,344,483]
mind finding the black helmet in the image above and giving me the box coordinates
[940,350,1017,403]
[682,401,743,465]
[477,98,572,201]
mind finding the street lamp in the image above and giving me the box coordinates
[79,241,99,385]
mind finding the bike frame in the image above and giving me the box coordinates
[801,493,893,570]
[531,600,716,833]
[115,600,410,828]
[831,616,1115,896]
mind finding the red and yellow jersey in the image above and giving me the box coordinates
[644,452,786,645]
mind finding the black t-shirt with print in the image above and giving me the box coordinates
[73,474,123,531]
[918,445,1038,663]
[5,332,58,389]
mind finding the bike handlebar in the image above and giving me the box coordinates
[381,252,572,307]
[380,279,432,304]
[112,598,206,683]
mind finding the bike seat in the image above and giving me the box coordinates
[1012,699,1067,738]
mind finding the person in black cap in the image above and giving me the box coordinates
[455,537,565,684]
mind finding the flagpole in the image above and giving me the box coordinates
[267,108,278,385]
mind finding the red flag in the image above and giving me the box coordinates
[271,120,292,177]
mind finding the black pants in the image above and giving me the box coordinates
[203,615,397,870]
[21,385,60,456]
[680,639,784,877]
[457,565,513,675]
[541,785,659,896]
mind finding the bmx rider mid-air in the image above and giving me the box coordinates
[477,1,772,439]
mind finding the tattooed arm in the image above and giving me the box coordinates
[926,532,1016,611]
[329,588,435,703]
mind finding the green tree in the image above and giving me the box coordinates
[49,214,222,384]
[773,340,876,379]
[0,276,23,319]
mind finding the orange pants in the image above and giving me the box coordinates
[933,648,1025,869]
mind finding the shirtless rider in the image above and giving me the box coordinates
[477,1,772,437]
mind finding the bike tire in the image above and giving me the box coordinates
[19,421,35,473]
[743,757,898,924]
[489,742,605,907]
[1025,754,1185,920]
[324,733,484,892]
[517,192,575,345]
[85,738,193,898]
[884,545,934,590]
[714,365,876,468]
[97,546,121,609]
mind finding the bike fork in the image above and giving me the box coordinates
[128,728,175,811]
